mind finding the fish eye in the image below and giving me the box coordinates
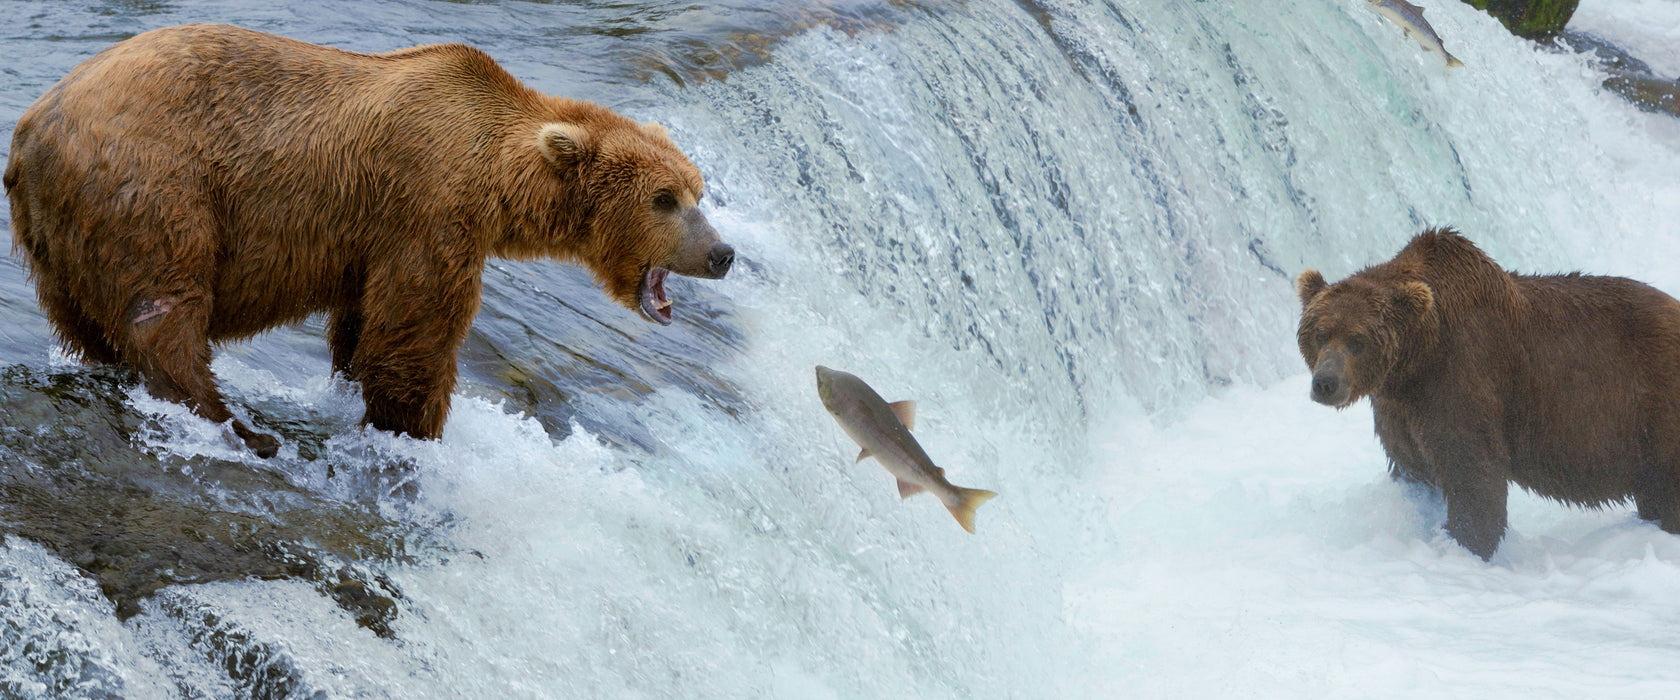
[653,191,678,212]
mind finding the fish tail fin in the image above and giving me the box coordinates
[946,488,998,534]
[1446,53,1464,68]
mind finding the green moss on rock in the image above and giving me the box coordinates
[1462,0,1579,38]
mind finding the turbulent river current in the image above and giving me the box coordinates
[3,0,1680,697]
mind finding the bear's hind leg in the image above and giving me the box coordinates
[86,175,282,458]
[1634,462,1680,533]
[329,306,364,379]
[38,283,120,365]
[122,289,281,458]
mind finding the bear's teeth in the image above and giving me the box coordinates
[657,300,673,311]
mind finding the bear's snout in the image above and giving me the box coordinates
[667,208,732,280]
[708,243,734,278]
[1311,372,1340,404]
[1310,350,1352,406]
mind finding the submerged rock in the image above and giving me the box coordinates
[1461,0,1578,39]
[1603,74,1680,118]
[0,365,420,637]
[1545,31,1680,120]
[1547,30,1654,75]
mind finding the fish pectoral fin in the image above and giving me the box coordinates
[889,400,916,430]
[856,448,873,463]
[896,478,927,499]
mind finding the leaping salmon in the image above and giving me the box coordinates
[1369,0,1464,68]
[815,366,997,533]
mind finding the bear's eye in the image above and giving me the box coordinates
[1346,337,1366,355]
[653,191,679,212]
[1314,330,1329,346]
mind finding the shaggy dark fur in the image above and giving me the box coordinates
[1296,228,1680,559]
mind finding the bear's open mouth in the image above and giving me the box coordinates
[639,267,673,325]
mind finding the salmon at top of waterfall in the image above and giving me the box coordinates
[1369,0,1464,67]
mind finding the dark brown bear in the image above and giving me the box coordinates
[4,24,734,457]
[1296,228,1680,560]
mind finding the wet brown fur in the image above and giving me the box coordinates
[5,24,715,451]
[1296,228,1680,560]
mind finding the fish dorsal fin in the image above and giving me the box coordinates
[856,447,872,463]
[896,478,927,499]
[889,400,916,430]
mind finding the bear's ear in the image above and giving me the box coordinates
[1295,269,1328,307]
[641,121,671,141]
[1395,280,1434,317]
[536,123,591,165]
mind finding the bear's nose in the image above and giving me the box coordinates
[708,243,735,278]
[1311,373,1339,402]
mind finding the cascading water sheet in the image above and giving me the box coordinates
[0,0,1678,697]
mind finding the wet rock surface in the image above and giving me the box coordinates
[1602,74,1680,118]
[0,365,419,637]
[459,261,750,455]
[1547,30,1680,120]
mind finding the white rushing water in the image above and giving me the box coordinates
[1570,0,1680,77]
[4,0,1680,697]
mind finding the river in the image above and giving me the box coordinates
[2,0,1679,697]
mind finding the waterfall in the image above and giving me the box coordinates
[2,0,1678,697]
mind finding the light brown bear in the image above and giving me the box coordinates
[1296,228,1680,560]
[4,24,734,457]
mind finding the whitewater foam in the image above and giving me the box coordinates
[4,0,1680,696]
